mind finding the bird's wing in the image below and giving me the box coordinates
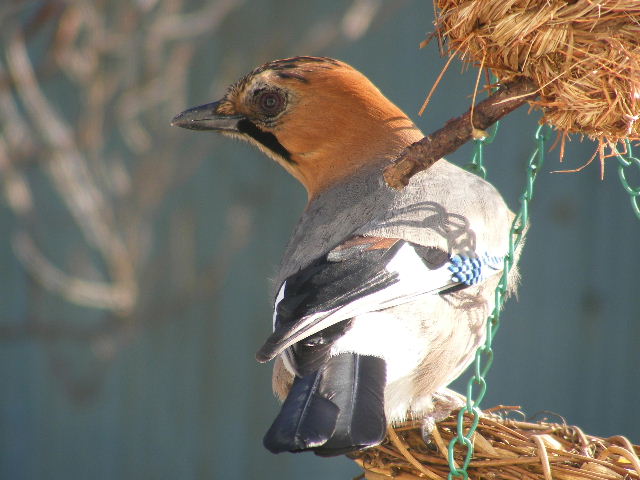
[256,236,504,366]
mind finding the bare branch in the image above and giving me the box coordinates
[149,0,243,42]
[0,138,33,215]
[6,29,137,312]
[13,231,135,311]
[383,77,539,189]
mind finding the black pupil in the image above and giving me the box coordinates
[263,94,278,110]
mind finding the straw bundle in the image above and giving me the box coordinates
[433,0,640,142]
[351,407,640,480]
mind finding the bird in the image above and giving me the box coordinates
[172,56,517,457]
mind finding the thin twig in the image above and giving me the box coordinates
[387,427,443,480]
[383,76,539,189]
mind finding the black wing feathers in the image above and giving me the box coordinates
[257,240,403,363]
[275,241,403,322]
[411,245,449,269]
[291,321,353,376]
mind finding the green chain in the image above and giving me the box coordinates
[613,139,640,221]
[447,125,548,480]
[464,121,500,180]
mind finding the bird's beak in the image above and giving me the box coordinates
[171,101,244,132]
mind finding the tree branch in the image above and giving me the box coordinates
[384,77,539,189]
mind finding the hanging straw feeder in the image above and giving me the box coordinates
[384,0,640,189]
[434,0,640,143]
[351,407,640,480]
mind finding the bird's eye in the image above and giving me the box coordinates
[258,91,285,116]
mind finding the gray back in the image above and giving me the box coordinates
[275,159,514,292]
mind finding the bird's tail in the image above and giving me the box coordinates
[263,353,387,456]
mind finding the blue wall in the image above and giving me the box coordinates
[1,1,638,479]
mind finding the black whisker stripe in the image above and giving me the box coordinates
[237,119,293,163]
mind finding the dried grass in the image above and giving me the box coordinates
[432,0,640,142]
[351,407,640,480]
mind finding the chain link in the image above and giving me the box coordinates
[464,122,500,179]
[448,125,548,480]
[614,139,640,220]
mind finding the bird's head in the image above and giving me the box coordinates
[172,56,423,198]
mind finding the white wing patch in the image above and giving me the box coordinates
[266,242,505,363]
[268,243,484,355]
[272,281,287,328]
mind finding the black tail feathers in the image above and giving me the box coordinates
[263,353,387,456]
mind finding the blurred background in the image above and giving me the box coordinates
[1,1,638,479]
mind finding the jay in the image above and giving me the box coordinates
[172,57,516,457]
